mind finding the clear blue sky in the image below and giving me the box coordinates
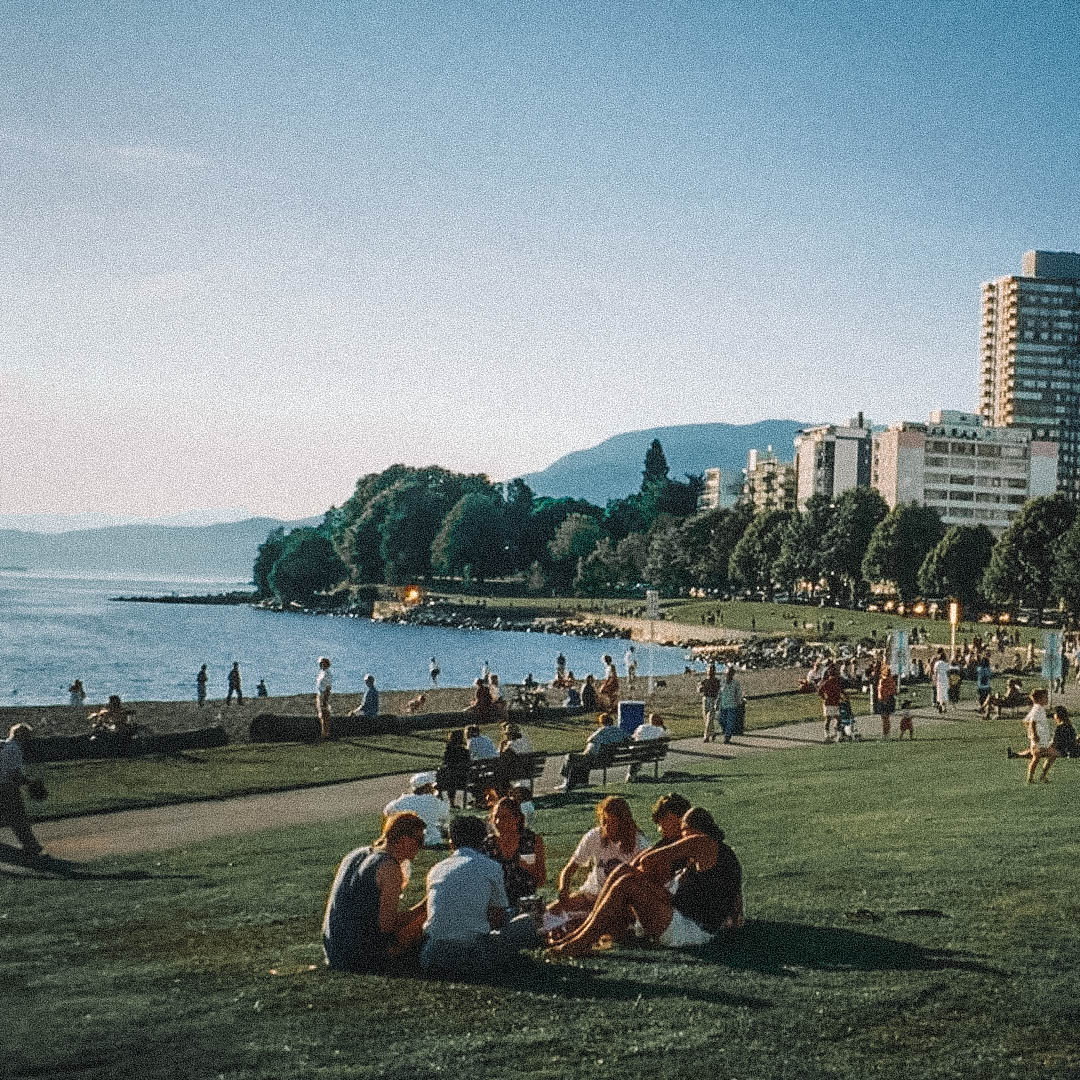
[2,1,1078,518]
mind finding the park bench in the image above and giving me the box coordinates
[464,751,548,806]
[591,739,670,784]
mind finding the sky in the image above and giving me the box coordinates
[2,0,1079,520]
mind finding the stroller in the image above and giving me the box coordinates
[836,697,860,742]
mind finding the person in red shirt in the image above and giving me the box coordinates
[817,665,847,743]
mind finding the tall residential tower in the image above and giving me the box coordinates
[979,250,1080,497]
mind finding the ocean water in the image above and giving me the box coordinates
[0,572,688,707]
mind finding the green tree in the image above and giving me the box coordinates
[642,438,670,490]
[861,503,945,601]
[644,519,692,593]
[1051,519,1080,617]
[982,493,1077,611]
[252,527,286,598]
[547,513,604,592]
[774,495,836,593]
[677,504,754,592]
[502,479,535,571]
[267,528,347,605]
[728,509,796,594]
[430,493,509,583]
[917,524,996,610]
[821,488,890,603]
[519,497,604,576]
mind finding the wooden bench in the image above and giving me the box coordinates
[592,739,670,784]
[464,751,548,806]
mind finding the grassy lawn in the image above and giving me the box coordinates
[3,715,1078,1080]
[30,672,1050,821]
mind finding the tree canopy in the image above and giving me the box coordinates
[861,503,945,601]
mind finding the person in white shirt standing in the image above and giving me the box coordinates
[315,657,333,740]
[0,724,44,855]
[1008,688,1057,784]
[384,772,451,847]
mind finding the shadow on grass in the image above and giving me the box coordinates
[0,844,199,882]
[616,919,1007,979]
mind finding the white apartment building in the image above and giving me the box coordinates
[697,467,723,511]
[979,250,1080,498]
[742,448,796,512]
[872,409,1058,534]
[793,415,873,509]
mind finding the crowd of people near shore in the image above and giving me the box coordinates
[321,792,744,978]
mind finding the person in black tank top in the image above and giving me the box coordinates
[547,806,743,958]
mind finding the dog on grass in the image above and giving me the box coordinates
[898,699,915,740]
[405,693,427,714]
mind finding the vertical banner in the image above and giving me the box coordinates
[1042,630,1063,682]
[645,589,659,694]
[889,630,910,680]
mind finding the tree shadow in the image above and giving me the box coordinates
[613,919,1006,979]
[0,844,199,882]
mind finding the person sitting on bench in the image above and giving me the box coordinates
[555,712,628,792]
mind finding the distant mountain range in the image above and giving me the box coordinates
[0,507,259,533]
[0,517,314,581]
[519,420,810,505]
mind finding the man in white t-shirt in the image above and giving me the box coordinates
[1008,688,1057,784]
[624,646,638,687]
[384,772,450,846]
[315,657,333,739]
[626,713,667,781]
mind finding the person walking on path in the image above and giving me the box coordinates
[699,664,721,743]
[719,667,745,744]
[975,656,992,712]
[0,724,45,856]
[818,664,846,743]
[196,665,208,707]
[226,662,243,706]
[1007,688,1057,784]
[876,665,897,739]
[316,657,333,739]
[932,649,950,714]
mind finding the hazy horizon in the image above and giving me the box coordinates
[4,2,1078,519]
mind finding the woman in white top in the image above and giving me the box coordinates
[932,650,950,714]
[547,795,647,917]
[316,657,333,739]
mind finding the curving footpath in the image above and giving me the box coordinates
[12,705,962,865]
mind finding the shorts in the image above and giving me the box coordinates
[823,705,840,720]
[1028,743,1055,759]
[657,909,715,949]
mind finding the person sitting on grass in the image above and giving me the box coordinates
[546,795,647,920]
[1051,705,1078,758]
[322,811,427,973]
[483,796,547,915]
[547,807,743,958]
[384,772,450,847]
[420,815,537,979]
[463,677,497,725]
[580,673,599,712]
[556,712,629,792]
[507,782,536,829]
[1006,688,1057,784]
[563,679,582,711]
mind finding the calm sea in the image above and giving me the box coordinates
[0,571,688,707]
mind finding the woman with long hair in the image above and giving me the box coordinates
[436,729,470,809]
[484,796,547,907]
[548,806,744,957]
[547,795,647,917]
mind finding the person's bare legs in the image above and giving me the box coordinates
[550,871,673,956]
[1026,751,1041,783]
[1040,747,1057,782]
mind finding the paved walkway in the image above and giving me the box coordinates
[15,704,966,864]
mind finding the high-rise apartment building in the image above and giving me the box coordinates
[742,448,796,512]
[872,410,1057,534]
[979,250,1080,497]
[697,467,723,511]
[793,416,872,509]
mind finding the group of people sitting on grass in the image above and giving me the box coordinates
[322,792,743,979]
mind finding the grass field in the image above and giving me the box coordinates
[3,713,1078,1080]
[26,671,1050,821]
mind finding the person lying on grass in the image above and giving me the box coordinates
[546,807,743,958]
[546,795,647,920]
[322,811,427,973]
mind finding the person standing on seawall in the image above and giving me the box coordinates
[316,657,333,739]
[226,662,243,705]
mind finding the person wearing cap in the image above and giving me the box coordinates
[1,724,44,855]
[315,657,333,739]
[384,772,450,847]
